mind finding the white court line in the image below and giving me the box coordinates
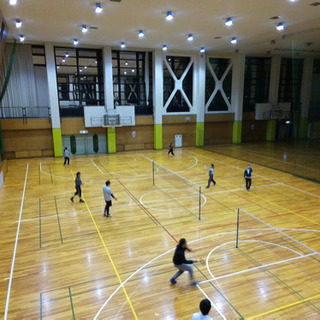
[196,284,226,320]
[202,240,315,285]
[205,183,278,195]
[4,164,29,320]
[91,159,104,174]
[187,150,320,199]
[94,227,320,319]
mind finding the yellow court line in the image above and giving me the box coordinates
[247,293,320,319]
[69,169,138,319]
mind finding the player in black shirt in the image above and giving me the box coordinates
[168,142,175,157]
[170,238,198,285]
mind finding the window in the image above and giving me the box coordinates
[243,57,271,112]
[205,58,232,112]
[55,47,104,117]
[309,59,320,121]
[112,50,153,115]
[32,45,46,66]
[163,56,193,113]
[278,58,303,111]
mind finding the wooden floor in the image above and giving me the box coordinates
[0,143,320,319]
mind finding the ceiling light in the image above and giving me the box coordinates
[166,11,173,21]
[9,0,17,5]
[84,66,87,69]
[57,66,60,69]
[162,44,168,51]
[231,37,238,44]
[120,42,126,49]
[73,39,78,45]
[62,58,65,63]
[79,68,83,72]
[225,18,233,26]
[200,47,206,53]
[19,35,25,42]
[82,25,88,33]
[132,69,135,72]
[125,61,128,65]
[187,34,194,41]
[95,60,98,64]
[15,20,22,28]
[276,23,285,31]
[95,3,103,14]
[65,52,69,57]
[124,70,127,75]
[138,30,144,38]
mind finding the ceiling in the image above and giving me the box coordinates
[1,0,320,56]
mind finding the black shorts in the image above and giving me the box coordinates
[106,200,112,207]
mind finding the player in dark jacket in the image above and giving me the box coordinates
[244,164,253,191]
[70,172,85,203]
[170,238,198,285]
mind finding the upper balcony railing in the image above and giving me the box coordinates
[0,107,51,119]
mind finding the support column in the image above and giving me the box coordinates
[299,57,313,139]
[267,56,281,141]
[45,43,62,157]
[103,47,117,153]
[231,54,245,144]
[153,49,163,149]
[195,53,206,147]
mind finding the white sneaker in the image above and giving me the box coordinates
[107,214,112,217]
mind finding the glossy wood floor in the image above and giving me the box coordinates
[0,144,320,319]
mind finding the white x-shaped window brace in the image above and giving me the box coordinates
[206,59,233,112]
[163,57,194,111]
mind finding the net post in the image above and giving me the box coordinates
[198,186,201,220]
[236,208,240,248]
[152,160,155,186]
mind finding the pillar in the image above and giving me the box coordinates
[107,127,116,153]
[45,43,62,157]
[195,53,206,147]
[299,57,313,139]
[153,49,163,149]
[267,56,281,141]
[231,54,245,144]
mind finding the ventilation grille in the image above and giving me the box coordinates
[310,2,320,6]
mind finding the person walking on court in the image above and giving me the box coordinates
[206,164,216,188]
[244,164,253,191]
[70,172,85,203]
[63,147,70,166]
[170,238,198,285]
[103,180,117,217]
[168,142,175,157]
[191,299,212,320]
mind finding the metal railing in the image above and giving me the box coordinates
[0,107,51,119]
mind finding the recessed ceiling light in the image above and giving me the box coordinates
[65,52,69,57]
[231,37,238,44]
[15,20,22,28]
[166,11,173,21]
[79,68,83,72]
[125,60,128,65]
[124,70,127,75]
[276,22,285,31]
[73,39,78,45]
[187,34,194,41]
[225,17,233,26]
[84,66,87,69]
[57,66,60,69]
[19,35,25,42]
[82,25,88,33]
[95,60,98,64]
[162,44,168,51]
[95,3,103,13]
[200,47,206,53]
[138,30,144,38]
[62,58,66,63]
[132,69,135,72]
[120,42,126,49]
[9,0,17,5]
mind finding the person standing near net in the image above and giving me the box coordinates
[191,299,212,320]
[168,142,175,157]
[206,164,216,188]
[244,164,253,191]
[70,172,85,203]
[170,238,198,285]
[63,147,70,166]
[103,180,117,217]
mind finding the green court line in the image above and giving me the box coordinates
[204,147,320,185]
[49,165,53,183]
[39,199,42,248]
[54,196,64,244]
[68,286,76,320]
[239,247,320,313]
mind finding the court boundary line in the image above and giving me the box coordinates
[4,164,29,320]
[69,168,138,319]
[94,227,320,319]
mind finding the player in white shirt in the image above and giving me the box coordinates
[103,180,117,217]
[191,299,212,320]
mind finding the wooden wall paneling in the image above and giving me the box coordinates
[242,120,267,142]
[204,121,233,145]
[162,123,196,147]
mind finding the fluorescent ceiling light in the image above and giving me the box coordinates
[166,11,173,21]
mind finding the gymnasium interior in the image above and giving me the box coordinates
[0,0,320,319]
